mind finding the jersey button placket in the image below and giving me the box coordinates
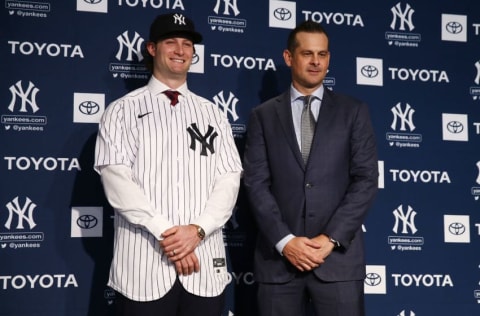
[170,101,181,217]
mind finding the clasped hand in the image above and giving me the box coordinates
[282,235,334,272]
[159,225,202,276]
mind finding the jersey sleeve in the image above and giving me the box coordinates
[94,100,131,173]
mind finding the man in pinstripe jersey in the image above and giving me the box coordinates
[94,13,242,316]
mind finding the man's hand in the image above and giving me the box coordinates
[282,237,324,271]
[311,234,335,260]
[159,225,202,271]
[174,252,200,276]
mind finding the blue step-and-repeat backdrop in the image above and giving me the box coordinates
[1,0,480,315]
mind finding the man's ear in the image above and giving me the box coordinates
[283,49,292,67]
[146,41,156,57]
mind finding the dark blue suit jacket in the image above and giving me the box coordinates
[243,88,378,283]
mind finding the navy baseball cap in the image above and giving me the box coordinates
[149,13,203,44]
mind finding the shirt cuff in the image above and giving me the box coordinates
[275,234,295,255]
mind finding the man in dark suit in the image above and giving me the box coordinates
[243,20,378,316]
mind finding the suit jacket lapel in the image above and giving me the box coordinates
[310,89,335,157]
[274,91,305,169]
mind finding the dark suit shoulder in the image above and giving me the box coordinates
[324,89,366,108]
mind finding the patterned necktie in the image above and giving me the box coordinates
[163,90,180,106]
[301,95,316,162]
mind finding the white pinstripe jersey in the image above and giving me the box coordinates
[94,77,242,301]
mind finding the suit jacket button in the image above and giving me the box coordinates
[305,183,312,189]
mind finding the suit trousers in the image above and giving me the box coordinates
[114,278,225,316]
[257,271,365,316]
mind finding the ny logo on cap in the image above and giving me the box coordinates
[173,13,186,25]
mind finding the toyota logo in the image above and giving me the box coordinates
[448,222,465,235]
[192,53,199,65]
[273,8,292,21]
[364,272,382,286]
[445,21,463,34]
[361,65,379,78]
[446,121,464,134]
[77,214,98,229]
[79,101,100,115]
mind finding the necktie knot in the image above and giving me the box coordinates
[303,95,313,108]
[163,90,180,106]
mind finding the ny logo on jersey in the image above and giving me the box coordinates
[187,123,218,156]
[5,196,37,230]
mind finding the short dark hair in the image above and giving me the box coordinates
[286,20,329,52]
